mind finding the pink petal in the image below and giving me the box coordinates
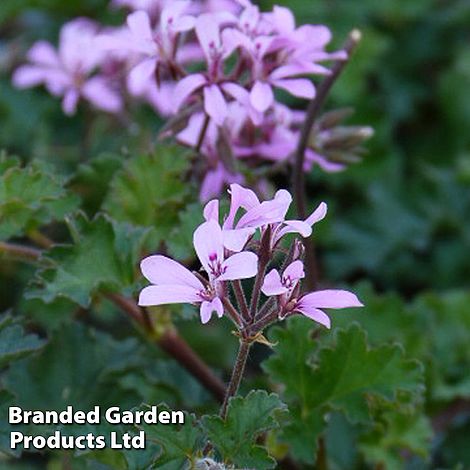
[82,76,122,113]
[221,28,251,54]
[127,10,153,42]
[203,84,228,126]
[173,73,206,112]
[127,58,157,95]
[140,255,203,290]
[271,5,295,34]
[295,306,331,329]
[276,202,327,241]
[12,66,47,88]
[261,269,287,296]
[218,251,258,281]
[161,0,190,24]
[299,290,363,309]
[200,166,225,202]
[200,297,224,324]
[203,199,219,222]
[222,228,255,252]
[250,81,273,112]
[193,220,224,274]
[294,25,332,49]
[272,78,315,99]
[306,149,346,173]
[196,13,221,61]
[27,41,60,67]
[177,112,206,147]
[270,63,330,80]
[276,220,313,240]
[62,88,80,115]
[283,260,305,282]
[138,285,201,306]
[174,15,196,32]
[237,189,292,228]
[223,183,260,230]
[306,202,328,225]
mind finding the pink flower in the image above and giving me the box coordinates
[13,19,122,115]
[100,3,196,94]
[262,260,304,298]
[203,184,292,251]
[271,201,328,247]
[173,13,239,125]
[262,261,363,328]
[139,220,258,323]
[292,290,363,328]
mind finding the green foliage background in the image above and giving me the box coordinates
[0,0,469,468]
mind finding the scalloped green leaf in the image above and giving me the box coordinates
[138,404,200,469]
[104,146,192,248]
[263,319,424,463]
[202,390,287,469]
[0,161,79,240]
[0,390,20,457]
[0,314,45,368]
[26,213,149,307]
[360,410,432,470]
[4,323,142,412]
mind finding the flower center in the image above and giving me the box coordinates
[208,253,226,278]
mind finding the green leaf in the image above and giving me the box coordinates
[71,153,123,215]
[0,314,44,368]
[4,323,142,412]
[202,390,287,469]
[0,160,79,240]
[263,319,424,463]
[360,410,432,470]
[104,147,192,248]
[26,213,149,307]
[0,390,20,457]
[138,404,200,469]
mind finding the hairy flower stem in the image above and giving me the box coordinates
[220,339,251,419]
[249,226,271,318]
[222,297,243,327]
[232,280,250,323]
[292,30,361,289]
[247,310,278,337]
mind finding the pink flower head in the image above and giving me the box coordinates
[291,290,363,328]
[139,219,258,323]
[99,2,196,94]
[203,184,292,252]
[271,201,328,247]
[262,261,362,327]
[172,13,240,125]
[13,19,122,115]
[262,260,304,298]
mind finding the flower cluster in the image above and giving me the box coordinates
[12,0,371,200]
[139,184,362,331]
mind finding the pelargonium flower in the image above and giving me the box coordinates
[139,219,258,323]
[203,183,293,251]
[173,13,239,125]
[99,2,196,94]
[262,260,363,328]
[13,19,122,115]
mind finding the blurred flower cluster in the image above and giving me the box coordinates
[13,0,371,200]
[139,184,362,329]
